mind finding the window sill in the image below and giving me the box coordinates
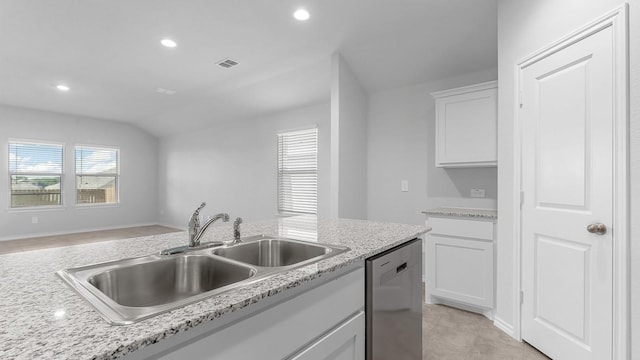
[75,203,120,210]
[7,206,66,213]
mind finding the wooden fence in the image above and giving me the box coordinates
[77,189,107,204]
[11,189,114,207]
[11,190,61,207]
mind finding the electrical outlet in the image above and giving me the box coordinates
[31,216,39,224]
[401,180,409,192]
[470,188,486,198]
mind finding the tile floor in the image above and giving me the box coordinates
[2,226,551,359]
[0,225,181,255]
[423,303,551,360]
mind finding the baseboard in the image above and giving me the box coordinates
[493,316,517,340]
[0,222,164,242]
[156,222,186,231]
[426,296,494,320]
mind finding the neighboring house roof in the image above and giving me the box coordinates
[77,176,115,190]
[12,182,42,190]
[39,175,116,191]
[101,167,117,174]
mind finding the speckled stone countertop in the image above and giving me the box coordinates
[0,217,427,360]
[422,207,497,220]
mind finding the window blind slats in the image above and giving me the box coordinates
[277,128,317,214]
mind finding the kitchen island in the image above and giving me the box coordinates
[0,217,427,360]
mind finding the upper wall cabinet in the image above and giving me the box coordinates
[431,81,497,168]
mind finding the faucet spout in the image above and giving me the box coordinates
[191,212,229,247]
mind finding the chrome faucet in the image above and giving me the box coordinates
[188,202,229,247]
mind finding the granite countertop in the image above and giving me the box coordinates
[422,207,497,220]
[0,217,427,360]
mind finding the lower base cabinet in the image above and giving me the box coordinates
[134,267,365,360]
[424,216,495,314]
[426,235,493,308]
[289,311,365,360]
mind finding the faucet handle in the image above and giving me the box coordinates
[188,202,207,246]
[189,202,207,226]
[193,202,206,218]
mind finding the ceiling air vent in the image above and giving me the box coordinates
[156,87,177,95]
[216,58,239,68]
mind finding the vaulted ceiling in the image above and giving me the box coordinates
[0,0,497,136]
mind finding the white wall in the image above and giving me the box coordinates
[497,1,640,354]
[366,68,498,225]
[0,105,158,240]
[157,102,331,229]
[330,54,368,219]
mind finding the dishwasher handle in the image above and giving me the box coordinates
[396,262,408,273]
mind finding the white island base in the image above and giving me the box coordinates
[126,266,365,360]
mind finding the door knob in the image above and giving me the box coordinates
[586,223,607,235]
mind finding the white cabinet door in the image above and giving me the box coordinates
[432,81,497,168]
[426,235,493,308]
[288,311,365,360]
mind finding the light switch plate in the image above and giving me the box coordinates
[401,180,409,192]
[470,188,485,198]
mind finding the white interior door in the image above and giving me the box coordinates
[520,24,614,360]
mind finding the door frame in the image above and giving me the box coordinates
[512,4,629,359]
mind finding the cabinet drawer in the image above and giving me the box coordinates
[288,311,364,360]
[428,217,494,240]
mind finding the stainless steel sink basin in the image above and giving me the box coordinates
[212,238,331,267]
[57,235,349,325]
[57,254,257,324]
[88,255,255,307]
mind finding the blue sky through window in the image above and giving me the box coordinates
[9,142,63,174]
[75,147,118,174]
[8,143,118,174]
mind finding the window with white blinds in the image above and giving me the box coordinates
[277,128,318,214]
[8,141,64,208]
[75,146,119,205]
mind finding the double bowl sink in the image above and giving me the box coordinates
[57,235,349,325]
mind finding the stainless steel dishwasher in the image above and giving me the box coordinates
[366,238,422,360]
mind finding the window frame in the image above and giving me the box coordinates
[277,127,318,215]
[7,139,65,210]
[74,145,120,207]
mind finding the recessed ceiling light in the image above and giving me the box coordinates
[161,39,177,48]
[56,84,70,91]
[293,9,310,21]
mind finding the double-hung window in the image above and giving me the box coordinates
[8,141,64,208]
[277,128,318,214]
[75,146,119,205]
